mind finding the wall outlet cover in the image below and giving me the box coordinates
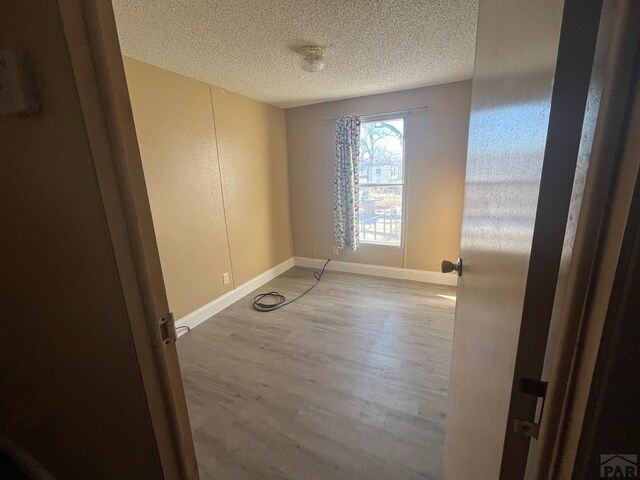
[222,272,230,285]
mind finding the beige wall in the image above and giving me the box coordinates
[212,89,293,285]
[124,58,292,319]
[286,81,472,271]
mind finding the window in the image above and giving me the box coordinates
[358,116,405,246]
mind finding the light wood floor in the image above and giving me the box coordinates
[177,267,456,480]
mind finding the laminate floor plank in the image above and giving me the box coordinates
[178,267,455,479]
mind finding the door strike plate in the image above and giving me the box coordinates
[513,418,540,439]
[158,312,177,345]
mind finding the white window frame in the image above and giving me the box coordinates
[358,113,408,248]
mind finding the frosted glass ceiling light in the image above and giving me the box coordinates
[297,46,325,72]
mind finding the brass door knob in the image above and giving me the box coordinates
[441,258,462,276]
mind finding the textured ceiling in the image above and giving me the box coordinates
[113,0,478,108]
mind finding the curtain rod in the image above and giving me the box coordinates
[321,105,428,122]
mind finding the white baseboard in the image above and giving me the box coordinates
[175,257,295,336]
[293,256,458,286]
[176,255,455,336]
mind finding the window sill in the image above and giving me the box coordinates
[358,241,404,250]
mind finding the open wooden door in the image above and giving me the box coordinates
[0,1,197,478]
[444,0,603,478]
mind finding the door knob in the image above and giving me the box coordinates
[441,258,462,276]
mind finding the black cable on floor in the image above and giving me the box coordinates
[252,259,331,312]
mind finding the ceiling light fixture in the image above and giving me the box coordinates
[297,46,326,72]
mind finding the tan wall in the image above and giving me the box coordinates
[124,58,233,319]
[286,81,472,271]
[124,58,292,318]
[212,89,293,285]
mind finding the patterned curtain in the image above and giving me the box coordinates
[334,116,361,251]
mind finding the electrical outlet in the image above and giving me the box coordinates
[222,272,230,285]
[332,246,339,255]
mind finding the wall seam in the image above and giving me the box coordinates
[209,87,236,289]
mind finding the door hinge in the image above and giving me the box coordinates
[158,312,177,345]
[513,377,548,439]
